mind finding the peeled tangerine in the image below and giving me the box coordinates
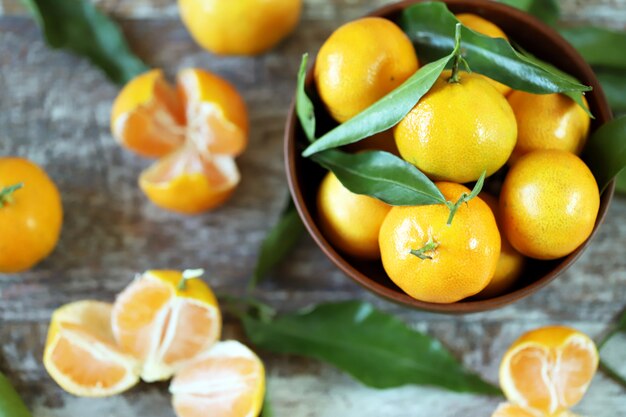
[499,326,599,416]
[170,341,265,417]
[43,301,140,397]
[111,270,221,382]
[378,182,501,304]
[111,68,248,214]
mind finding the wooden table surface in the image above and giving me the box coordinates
[1,0,625,416]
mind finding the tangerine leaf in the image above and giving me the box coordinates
[599,310,626,389]
[313,150,445,206]
[583,116,626,192]
[596,69,626,114]
[20,0,149,85]
[560,27,626,70]
[400,2,591,96]
[0,372,31,417]
[301,53,452,156]
[496,0,560,25]
[242,301,501,395]
[250,197,305,289]
[296,54,316,143]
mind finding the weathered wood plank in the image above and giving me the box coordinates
[1,1,626,416]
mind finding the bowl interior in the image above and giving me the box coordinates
[285,0,614,313]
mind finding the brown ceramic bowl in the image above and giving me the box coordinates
[285,0,615,313]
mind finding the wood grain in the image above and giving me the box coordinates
[0,0,625,416]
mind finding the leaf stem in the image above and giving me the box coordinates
[0,183,24,207]
[448,23,464,83]
[177,268,205,291]
[444,171,486,225]
[410,236,440,260]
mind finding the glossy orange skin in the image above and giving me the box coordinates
[0,158,63,272]
[178,0,302,55]
[500,150,600,260]
[507,92,590,163]
[476,193,525,299]
[379,182,501,303]
[315,17,419,123]
[394,71,517,183]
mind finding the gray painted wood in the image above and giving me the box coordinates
[0,0,625,416]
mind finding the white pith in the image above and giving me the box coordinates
[116,272,220,382]
[500,335,597,415]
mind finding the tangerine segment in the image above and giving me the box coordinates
[492,403,581,417]
[500,326,598,415]
[139,146,240,214]
[111,70,186,158]
[177,68,248,156]
[112,270,221,382]
[170,341,265,417]
[43,301,140,397]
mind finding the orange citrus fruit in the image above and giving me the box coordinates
[476,193,525,299]
[492,403,581,417]
[315,17,419,123]
[111,269,221,382]
[111,68,248,214]
[178,0,302,55]
[500,150,600,260]
[394,70,517,183]
[507,92,590,163]
[170,340,265,417]
[0,157,63,273]
[317,172,391,259]
[378,182,501,303]
[43,301,140,397]
[499,326,598,415]
[456,13,512,95]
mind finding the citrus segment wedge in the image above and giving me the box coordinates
[139,146,240,214]
[112,270,221,382]
[170,341,265,417]
[500,326,598,415]
[111,69,186,158]
[43,301,140,397]
[492,402,582,417]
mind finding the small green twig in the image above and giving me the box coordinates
[177,268,205,291]
[410,236,440,260]
[0,183,24,207]
[445,171,486,225]
[448,23,465,83]
[218,293,277,322]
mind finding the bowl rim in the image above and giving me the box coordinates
[284,0,615,314]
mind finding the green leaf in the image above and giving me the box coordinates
[560,27,626,70]
[596,69,626,114]
[242,301,501,394]
[616,170,626,194]
[249,197,306,290]
[0,372,31,417]
[496,0,560,25]
[599,310,626,389]
[583,116,626,192]
[20,0,149,85]
[301,54,452,156]
[312,150,445,206]
[400,2,591,95]
[296,54,316,143]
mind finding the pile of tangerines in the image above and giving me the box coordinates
[315,15,600,305]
